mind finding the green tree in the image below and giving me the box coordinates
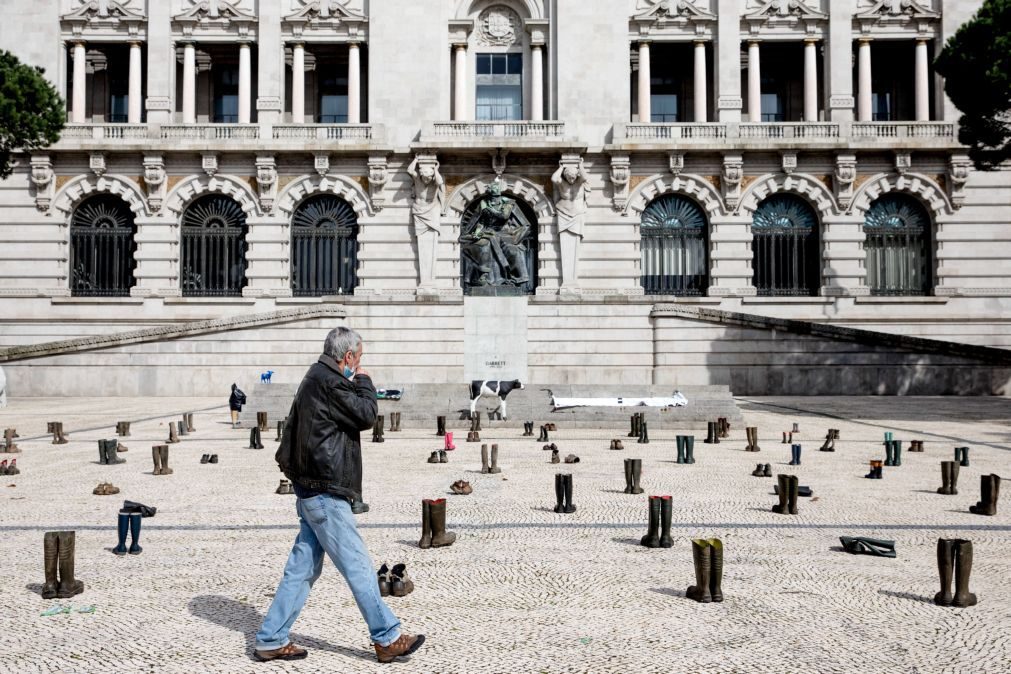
[936,0,1011,170]
[0,50,65,179]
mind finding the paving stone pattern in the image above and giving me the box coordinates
[1,396,1010,673]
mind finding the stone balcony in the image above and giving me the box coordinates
[415,121,582,151]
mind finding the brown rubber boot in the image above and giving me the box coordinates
[152,445,163,475]
[168,422,179,444]
[418,500,432,549]
[686,539,712,602]
[934,538,955,605]
[970,474,999,516]
[429,499,457,547]
[55,531,84,598]
[489,444,502,474]
[186,414,194,432]
[951,539,978,607]
[56,422,69,445]
[772,474,789,514]
[159,444,173,475]
[708,538,724,602]
[480,444,490,474]
[374,633,426,664]
[42,532,59,599]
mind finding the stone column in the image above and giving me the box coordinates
[531,43,544,121]
[182,41,196,124]
[128,41,143,123]
[637,40,651,122]
[694,40,708,123]
[238,41,251,124]
[804,39,818,122]
[915,38,930,121]
[748,41,761,122]
[347,42,361,124]
[453,43,468,120]
[858,38,872,122]
[291,42,305,123]
[72,41,87,123]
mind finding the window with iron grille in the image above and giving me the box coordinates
[180,195,248,297]
[70,195,137,297]
[291,195,359,296]
[864,194,932,296]
[640,194,709,296]
[752,194,821,296]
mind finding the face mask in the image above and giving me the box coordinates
[343,366,354,379]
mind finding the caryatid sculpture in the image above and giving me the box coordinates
[552,156,590,291]
[407,154,446,290]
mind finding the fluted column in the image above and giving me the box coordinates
[694,40,708,123]
[748,41,761,122]
[637,41,651,122]
[128,41,142,123]
[804,39,818,122]
[858,38,872,122]
[238,41,251,123]
[347,42,361,124]
[453,43,468,120]
[72,42,87,123]
[291,42,305,123]
[531,43,544,121]
[915,38,930,121]
[182,41,196,124]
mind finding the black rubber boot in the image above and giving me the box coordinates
[638,421,649,444]
[623,459,634,494]
[56,531,84,598]
[658,496,673,548]
[418,500,432,549]
[42,532,59,599]
[249,429,258,449]
[178,418,188,436]
[553,474,565,513]
[562,474,576,514]
[884,440,895,467]
[276,420,285,441]
[949,461,960,495]
[684,436,695,464]
[640,496,660,548]
[934,538,955,606]
[98,439,108,465]
[772,475,789,514]
[127,512,142,555]
[630,459,644,495]
[892,440,902,466]
[372,417,384,443]
[704,422,719,444]
[489,444,502,474]
[628,414,638,438]
[957,446,970,467]
[436,416,446,437]
[538,425,548,442]
[969,474,999,516]
[108,439,125,464]
[937,461,951,495]
[708,538,724,601]
[686,539,712,603]
[676,436,686,464]
[255,428,264,450]
[951,539,978,607]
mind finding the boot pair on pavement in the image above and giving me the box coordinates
[934,538,977,607]
[969,474,1001,516]
[151,445,173,475]
[113,511,144,555]
[772,475,800,515]
[686,539,724,603]
[641,496,672,548]
[48,422,69,445]
[744,426,760,452]
[98,439,125,465]
[751,463,772,477]
[41,531,84,599]
[418,499,456,549]
[0,459,19,475]
[480,444,502,474]
[377,563,414,597]
[450,480,473,495]
[623,459,644,494]
[200,454,219,464]
[553,474,576,513]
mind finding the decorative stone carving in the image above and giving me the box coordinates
[459,182,534,294]
[284,0,366,39]
[89,153,107,178]
[781,152,797,175]
[478,5,520,47]
[408,153,446,290]
[255,155,278,213]
[948,154,972,210]
[743,0,827,34]
[491,149,508,178]
[175,0,254,21]
[142,154,166,213]
[894,152,912,176]
[314,153,330,177]
[552,155,590,291]
[834,154,857,210]
[202,154,219,178]
[722,154,744,211]
[30,155,54,213]
[287,0,363,22]
[632,1,716,36]
[609,154,631,213]
[62,0,145,21]
[855,0,939,32]
[367,153,389,212]
[668,152,685,177]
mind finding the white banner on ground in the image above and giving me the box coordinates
[550,391,688,409]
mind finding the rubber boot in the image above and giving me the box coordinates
[444,432,455,451]
[788,475,800,515]
[56,422,69,444]
[436,416,446,437]
[107,439,125,464]
[937,461,951,495]
[178,418,188,436]
[255,428,264,450]
[372,417,384,443]
[708,538,724,602]
[630,459,645,495]
[128,512,143,555]
[276,420,285,442]
[55,531,84,598]
[152,445,163,475]
[638,421,649,444]
[429,499,457,547]
[42,532,59,599]
[884,440,894,466]
[113,511,130,555]
[685,436,696,464]
[628,414,639,438]
[427,451,439,464]
[704,422,719,444]
[99,439,109,465]
[473,412,482,432]
[934,538,955,606]
[640,496,661,547]
[562,474,577,514]
[772,475,789,514]
[892,440,902,467]
[970,474,999,516]
[752,463,766,477]
[249,429,258,449]
[186,414,194,433]
[538,425,548,442]
[168,422,179,444]
[951,539,978,607]
[676,435,686,464]
[480,444,490,474]
[418,500,432,549]
[791,444,802,466]
[658,496,673,548]
[949,461,960,495]
[159,445,173,475]
[553,474,564,513]
[782,432,789,444]
[489,444,502,474]
[623,459,633,493]
[686,539,712,603]
[718,418,729,439]
[957,446,970,467]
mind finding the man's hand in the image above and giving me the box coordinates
[355,368,370,379]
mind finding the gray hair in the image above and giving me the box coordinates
[323,326,362,359]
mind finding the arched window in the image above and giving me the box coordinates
[291,194,359,296]
[70,195,137,297]
[752,194,821,296]
[181,195,248,297]
[640,194,709,296]
[459,191,537,295]
[864,194,932,296]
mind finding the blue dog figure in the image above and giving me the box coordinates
[260,370,274,384]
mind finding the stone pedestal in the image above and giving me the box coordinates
[464,296,528,382]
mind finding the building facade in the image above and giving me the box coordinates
[0,0,1009,396]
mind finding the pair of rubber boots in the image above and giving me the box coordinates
[466,431,481,442]
[98,439,125,465]
[628,413,645,439]
[865,460,884,479]
[436,416,447,437]
[418,499,456,548]
[686,539,724,603]
[954,446,970,467]
[522,422,534,436]
[637,421,650,444]
[0,459,19,475]
[969,474,1001,516]
[640,496,672,548]
[167,422,181,444]
[623,458,644,494]
[937,461,960,495]
[177,417,189,437]
[781,431,793,444]
[248,427,265,449]
[41,531,84,599]
[115,421,131,437]
[372,416,385,443]
[883,440,903,466]
[819,428,840,451]
[388,412,402,432]
[717,417,730,438]
[152,444,173,475]
[909,439,925,452]
[675,435,695,464]
[256,412,269,432]
[553,474,576,513]
[469,413,482,432]
[3,428,18,453]
[275,419,286,442]
[480,444,502,474]
[113,511,144,556]
[704,422,721,444]
[772,474,799,515]
[538,425,550,442]
[744,426,760,452]
[788,444,802,466]
[48,422,69,445]
[934,538,977,607]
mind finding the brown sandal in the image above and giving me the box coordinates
[254,642,308,662]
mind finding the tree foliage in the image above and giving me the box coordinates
[936,0,1011,170]
[0,50,65,179]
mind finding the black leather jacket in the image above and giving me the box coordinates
[275,355,378,502]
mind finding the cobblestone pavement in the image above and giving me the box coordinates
[1,396,1010,674]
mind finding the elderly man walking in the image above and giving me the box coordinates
[254,327,425,664]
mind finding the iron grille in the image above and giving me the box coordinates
[181,195,248,297]
[640,194,709,296]
[70,195,137,297]
[291,195,359,296]
[864,194,931,296]
[752,194,821,296]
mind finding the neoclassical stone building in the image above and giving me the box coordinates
[0,0,1008,396]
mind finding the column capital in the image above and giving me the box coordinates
[804,38,819,45]
[530,41,545,49]
[348,40,361,49]
[858,37,873,44]
[915,37,930,45]
[453,42,468,51]
[694,39,708,46]
[289,40,305,48]
[72,40,86,48]
[638,39,652,47]
[748,39,761,47]
[129,40,143,48]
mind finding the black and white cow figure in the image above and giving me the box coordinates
[469,380,524,421]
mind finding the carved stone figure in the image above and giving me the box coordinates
[30,155,54,213]
[143,154,166,213]
[407,154,445,290]
[255,155,277,213]
[459,182,533,292]
[552,157,590,291]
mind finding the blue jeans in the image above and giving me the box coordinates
[255,494,401,650]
